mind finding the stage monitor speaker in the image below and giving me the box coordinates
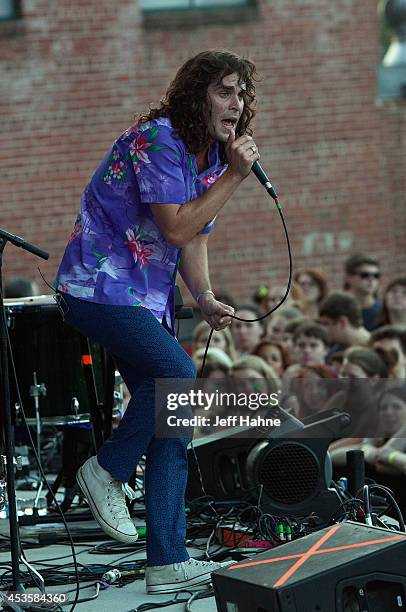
[212,521,406,612]
[186,428,257,502]
[245,437,341,522]
[186,426,342,521]
[186,408,305,502]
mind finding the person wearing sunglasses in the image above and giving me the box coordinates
[343,253,382,331]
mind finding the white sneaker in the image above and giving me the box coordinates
[76,456,138,544]
[145,558,235,594]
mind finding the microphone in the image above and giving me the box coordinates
[252,161,278,202]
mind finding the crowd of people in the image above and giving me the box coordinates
[6,254,406,497]
[187,253,406,499]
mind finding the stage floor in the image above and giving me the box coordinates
[0,480,219,612]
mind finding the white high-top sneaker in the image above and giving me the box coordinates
[76,456,138,543]
[145,558,235,594]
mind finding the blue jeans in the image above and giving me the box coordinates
[59,293,196,566]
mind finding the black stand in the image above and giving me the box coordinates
[0,227,49,593]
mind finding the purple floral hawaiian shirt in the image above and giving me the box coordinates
[56,117,227,329]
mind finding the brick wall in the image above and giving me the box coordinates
[1,0,405,305]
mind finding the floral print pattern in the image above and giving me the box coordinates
[56,117,227,328]
[103,148,127,185]
[126,227,154,269]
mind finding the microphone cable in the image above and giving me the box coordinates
[198,187,292,378]
[190,176,292,519]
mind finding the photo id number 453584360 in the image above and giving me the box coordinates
[0,591,68,607]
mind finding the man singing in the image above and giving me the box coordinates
[56,49,260,593]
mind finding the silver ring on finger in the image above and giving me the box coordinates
[250,146,256,154]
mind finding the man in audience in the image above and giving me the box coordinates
[370,325,406,380]
[343,254,382,331]
[282,321,328,386]
[319,291,370,352]
[293,321,329,366]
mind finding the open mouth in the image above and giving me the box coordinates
[221,118,238,128]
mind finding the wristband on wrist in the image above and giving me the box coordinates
[196,290,215,304]
[387,450,399,465]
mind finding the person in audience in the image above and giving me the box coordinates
[282,317,312,360]
[193,357,232,437]
[360,386,406,509]
[192,346,233,375]
[252,339,292,377]
[319,291,370,353]
[287,364,339,420]
[326,351,344,376]
[293,322,329,366]
[370,325,406,380]
[361,386,406,465]
[343,253,382,331]
[327,346,389,463]
[230,354,280,396]
[253,282,307,315]
[231,304,264,356]
[191,320,237,361]
[265,306,303,350]
[377,277,406,327]
[282,321,329,387]
[294,268,328,319]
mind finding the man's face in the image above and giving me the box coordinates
[319,316,345,345]
[294,334,328,366]
[347,265,380,298]
[206,72,245,143]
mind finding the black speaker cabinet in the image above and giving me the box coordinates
[186,411,306,502]
[186,428,257,501]
[186,427,341,521]
[246,437,341,521]
[212,521,406,612]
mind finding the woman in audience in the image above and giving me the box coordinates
[230,354,281,396]
[283,364,338,419]
[231,305,265,356]
[328,346,390,464]
[193,357,232,438]
[191,320,237,361]
[252,339,292,378]
[361,385,406,471]
[192,346,233,376]
[294,268,328,319]
[360,385,406,510]
[265,306,303,351]
[377,277,406,327]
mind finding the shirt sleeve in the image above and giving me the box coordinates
[130,123,187,205]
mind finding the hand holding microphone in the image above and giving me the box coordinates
[226,130,278,202]
[225,129,260,179]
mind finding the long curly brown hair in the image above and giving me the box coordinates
[137,49,258,158]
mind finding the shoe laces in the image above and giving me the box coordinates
[106,480,137,519]
[185,558,217,568]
